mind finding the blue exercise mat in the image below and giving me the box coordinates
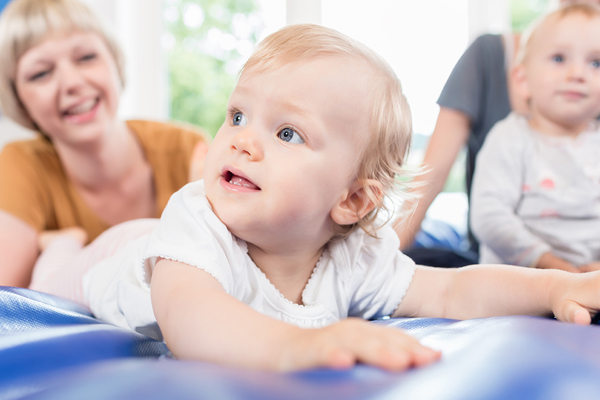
[2,286,600,400]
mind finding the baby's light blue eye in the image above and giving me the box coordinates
[277,127,304,144]
[551,54,564,63]
[232,112,247,126]
[591,59,600,68]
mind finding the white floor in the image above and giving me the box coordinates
[427,192,469,237]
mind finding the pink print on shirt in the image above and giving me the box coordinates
[540,178,555,189]
[540,209,560,218]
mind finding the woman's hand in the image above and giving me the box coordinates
[0,210,39,287]
[188,141,209,183]
[279,318,441,371]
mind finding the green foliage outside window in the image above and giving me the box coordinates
[164,0,261,137]
[511,0,550,32]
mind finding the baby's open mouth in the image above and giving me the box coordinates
[224,171,260,190]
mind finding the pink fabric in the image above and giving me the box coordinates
[30,219,158,305]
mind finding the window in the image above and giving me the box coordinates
[162,0,284,137]
[511,0,551,32]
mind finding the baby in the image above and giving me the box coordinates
[471,4,600,272]
[33,24,600,372]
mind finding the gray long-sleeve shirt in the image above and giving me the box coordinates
[470,113,600,267]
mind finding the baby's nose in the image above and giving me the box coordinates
[230,129,264,161]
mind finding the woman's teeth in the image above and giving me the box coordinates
[66,99,97,115]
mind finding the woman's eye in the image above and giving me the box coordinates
[277,127,304,144]
[79,53,97,62]
[232,112,247,126]
[591,59,600,69]
[29,70,49,81]
[551,54,564,63]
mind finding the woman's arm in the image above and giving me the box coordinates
[395,107,469,250]
[396,265,599,324]
[0,210,38,287]
[151,259,440,371]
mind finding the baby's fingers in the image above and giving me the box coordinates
[287,320,441,372]
[556,300,592,325]
[348,327,441,371]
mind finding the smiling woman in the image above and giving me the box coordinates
[0,0,209,288]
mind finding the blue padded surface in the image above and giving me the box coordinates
[413,218,464,251]
[2,286,600,400]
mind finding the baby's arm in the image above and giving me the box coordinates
[579,262,600,273]
[535,252,579,273]
[151,259,440,371]
[395,265,599,324]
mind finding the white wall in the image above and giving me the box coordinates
[0,119,35,149]
[83,0,167,121]
[286,0,321,25]
[467,0,510,41]
[322,0,469,137]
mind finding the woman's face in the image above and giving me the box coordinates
[15,31,122,144]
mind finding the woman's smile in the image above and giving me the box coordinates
[62,97,100,124]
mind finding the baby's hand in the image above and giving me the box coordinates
[279,318,441,371]
[579,262,600,273]
[551,271,600,325]
[38,227,88,251]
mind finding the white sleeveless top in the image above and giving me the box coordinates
[84,181,416,340]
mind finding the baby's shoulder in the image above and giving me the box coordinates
[485,113,534,150]
[329,224,403,275]
[158,180,232,249]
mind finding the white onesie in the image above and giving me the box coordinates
[84,181,417,341]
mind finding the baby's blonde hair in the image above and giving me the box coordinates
[516,3,600,66]
[243,24,413,237]
[0,0,125,130]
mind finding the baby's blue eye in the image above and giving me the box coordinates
[232,112,247,126]
[277,127,304,144]
[551,54,564,63]
[591,59,600,68]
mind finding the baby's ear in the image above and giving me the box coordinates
[512,64,531,101]
[331,179,383,226]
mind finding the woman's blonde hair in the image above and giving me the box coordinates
[0,0,125,130]
[243,24,413,237]
[516,3,600,66]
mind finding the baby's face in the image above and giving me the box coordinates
[523,13,600,131]
[203,57,373,252]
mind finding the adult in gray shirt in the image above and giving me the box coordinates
[395,34,524,264]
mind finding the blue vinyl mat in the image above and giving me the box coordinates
[2,286,600,400]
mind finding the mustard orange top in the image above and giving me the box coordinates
[0,120,205,242]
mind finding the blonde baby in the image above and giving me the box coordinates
[471,4,600,272]
[33,24,600,372]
